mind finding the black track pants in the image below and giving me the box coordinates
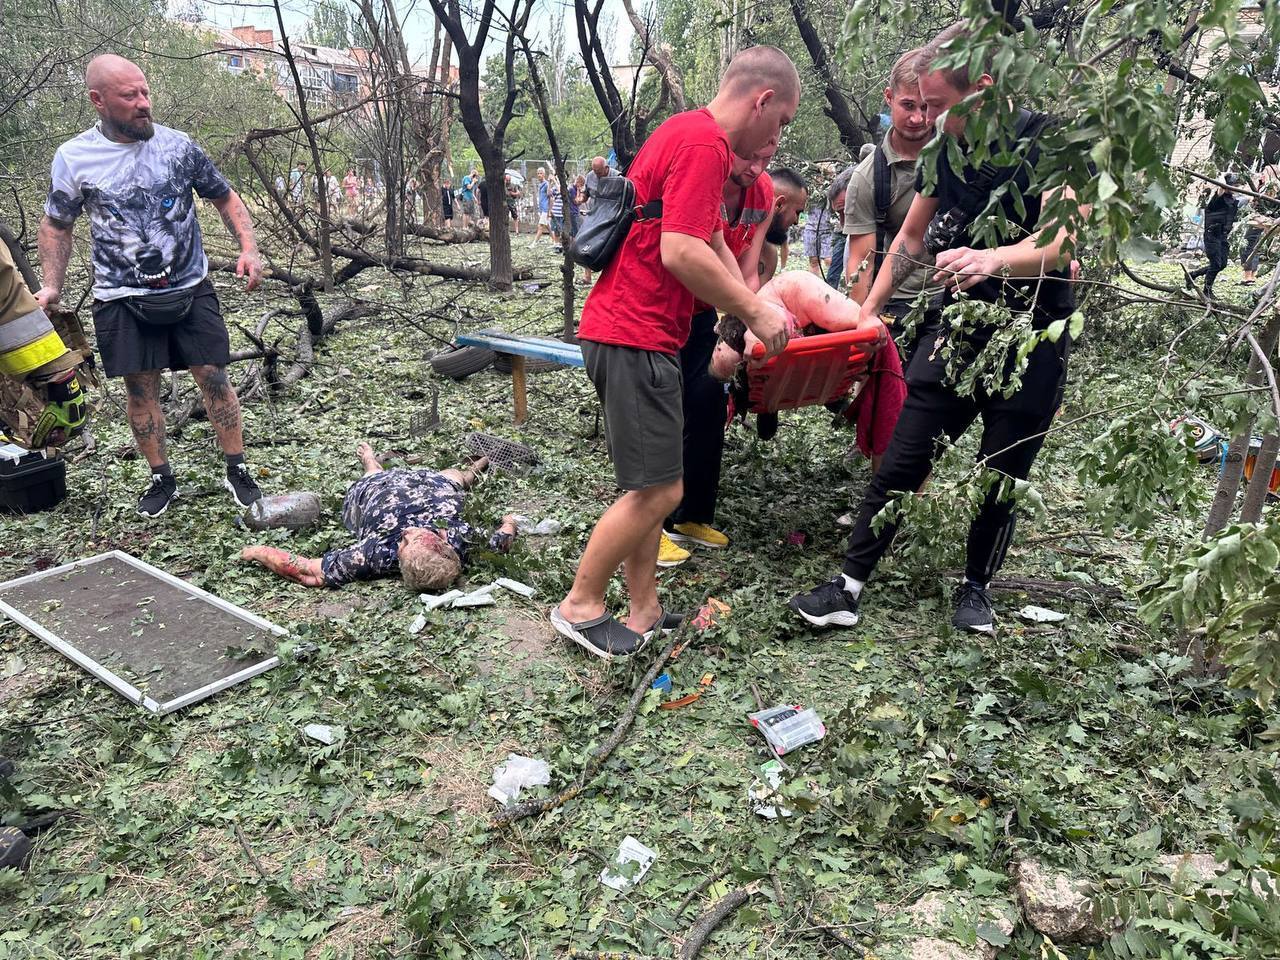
[1191,223,1230,292]
[670,309,728,526]
[842,379,1061,585]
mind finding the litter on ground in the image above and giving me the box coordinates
[487,753,551,806]
[599,836,657,891]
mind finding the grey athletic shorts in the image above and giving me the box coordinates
[581,340,682,490]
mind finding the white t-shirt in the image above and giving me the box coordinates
[44,123,231,301]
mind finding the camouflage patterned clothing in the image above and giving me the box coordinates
[321,469,474,587]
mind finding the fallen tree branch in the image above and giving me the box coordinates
[940,571,1124,601]
[491,584,728,829]
[678,887,753,960]
[673,868,730,918]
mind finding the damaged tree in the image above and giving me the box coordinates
[574,0,680,168]
[516,32,578,340]
[426,0,535,290]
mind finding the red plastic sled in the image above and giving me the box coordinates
[748,327,883,414]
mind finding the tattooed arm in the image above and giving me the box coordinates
[861,193,940,325]
[210,191,262,291]
[35,217,74,308]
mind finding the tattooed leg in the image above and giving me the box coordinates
[123,371,167,467]
[190,364,244,456]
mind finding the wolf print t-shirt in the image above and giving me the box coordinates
[44,123,232,302]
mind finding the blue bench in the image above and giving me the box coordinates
[456,329,584,423]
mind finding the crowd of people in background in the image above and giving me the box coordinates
[271,157,617,263]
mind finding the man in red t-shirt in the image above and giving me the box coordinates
[552,46,801,660]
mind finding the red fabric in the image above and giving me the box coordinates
[578,110,732,356]
[847,340,907,459]
[723,172,774,258]
[694,173,775,313]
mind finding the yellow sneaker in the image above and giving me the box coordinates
[668,522,730,549]
[656,531,691,567]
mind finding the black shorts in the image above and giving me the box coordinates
[92,278,230,378]
[581,340,683,490]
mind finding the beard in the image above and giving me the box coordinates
[766,222,790,245]
[895,124,931,142]
[106,114,155,142]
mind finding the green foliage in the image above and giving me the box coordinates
[1093,767,1280,960]
[1079,408,1205,534]
[305,0,357,49]
[1141,520,1280,708]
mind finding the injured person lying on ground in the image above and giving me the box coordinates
[709,270,884,380]
[240,442,518,590]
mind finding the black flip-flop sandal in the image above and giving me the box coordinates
[551,606,646,660]
[642,607,687,642]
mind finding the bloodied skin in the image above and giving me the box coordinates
[709,271,886,380]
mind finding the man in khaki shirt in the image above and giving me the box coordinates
[844,48,938,328]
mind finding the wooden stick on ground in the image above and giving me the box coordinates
[678,887,753,959]
[491,584,728,829]
[672,868,730,918]
[490,624,686,828]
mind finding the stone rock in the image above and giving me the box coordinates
[1011,858,1104,944]
[907,937,990,960]
[886,893,1017,960]
[1153,853,1227,888]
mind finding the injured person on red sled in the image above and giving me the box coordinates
[711,270,907,464]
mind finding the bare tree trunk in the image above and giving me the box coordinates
[1240,431,1279,524]
[1205,310,1280,535]
[270,0,334,290]
[786,0,867,152]
[620,0,685,112]
[517,35,576,340]
[427,0,530,290]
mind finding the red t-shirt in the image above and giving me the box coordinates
[694,172,776,313]
[578,109,732,355]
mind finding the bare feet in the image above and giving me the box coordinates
[357,441,381,473]
[623,603,662,635]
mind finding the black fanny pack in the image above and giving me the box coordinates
[122,286,197,327]
[569,176,662,271]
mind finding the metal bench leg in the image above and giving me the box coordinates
[510,354,528,424]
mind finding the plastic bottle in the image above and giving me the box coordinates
[244,492,323,531]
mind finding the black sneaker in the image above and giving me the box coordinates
[224,462,262,508]
[952,581,995,634]
[0,826,31,870]
[137,472,179,518]
[789,578,861,628]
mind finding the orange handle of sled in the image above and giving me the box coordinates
[750,326,884,359]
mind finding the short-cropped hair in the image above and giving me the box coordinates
[916,21,991,91]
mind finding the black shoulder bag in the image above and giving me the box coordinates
[923,109,1049,255]
[871,142,893,274]
[568,176,662,271]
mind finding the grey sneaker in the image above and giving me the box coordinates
[952,581,995,634]
[137,473,179,518]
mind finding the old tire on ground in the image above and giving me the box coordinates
[493,354,564,375]
[430,345,495,380]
